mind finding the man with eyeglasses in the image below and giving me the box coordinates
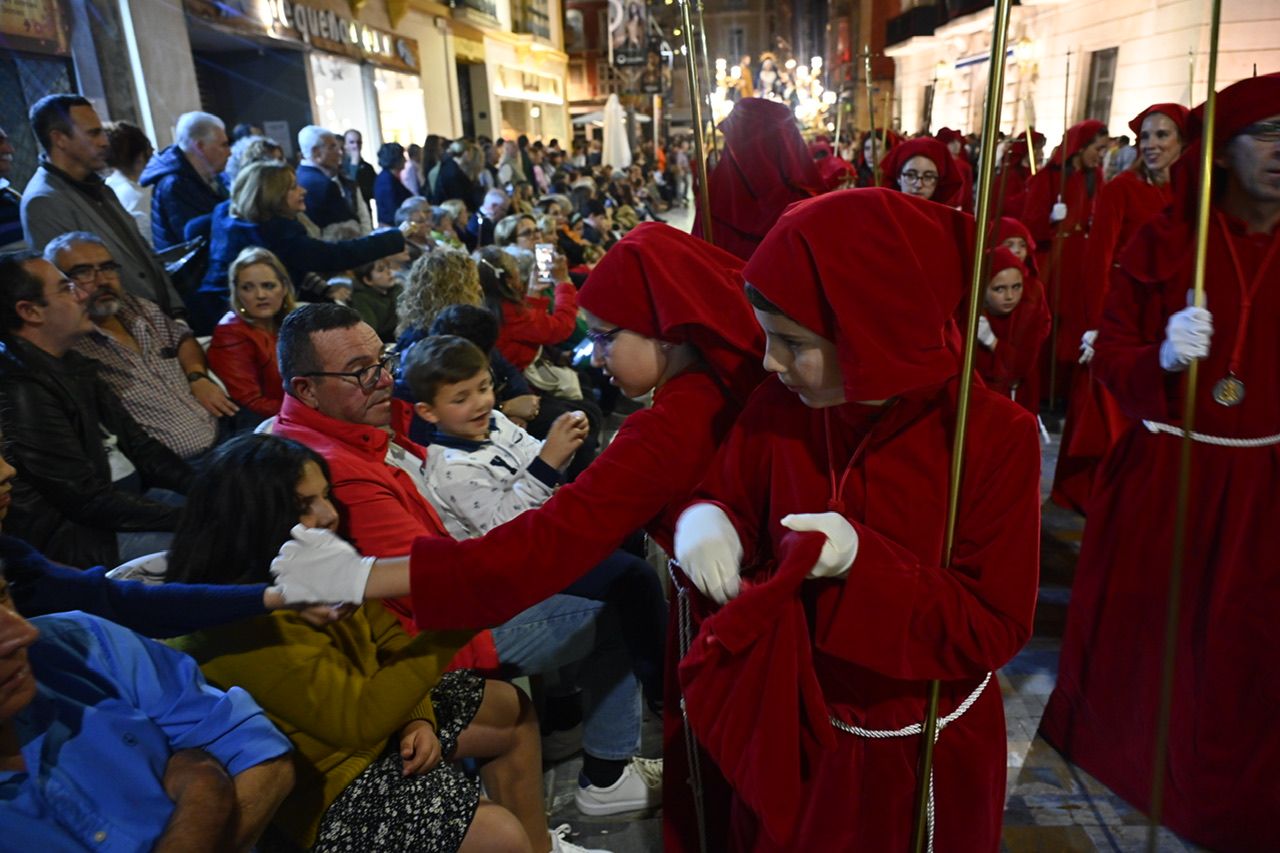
[0,250,192,568]
[272,304,454,611]
[1040,73,1280,851]
[46,232,236,461]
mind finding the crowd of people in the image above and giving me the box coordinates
[0,68,1275,853]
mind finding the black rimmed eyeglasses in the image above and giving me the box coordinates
[585,327,623,353]
[300,354,395,392]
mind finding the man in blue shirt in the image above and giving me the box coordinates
[0,570,294,849]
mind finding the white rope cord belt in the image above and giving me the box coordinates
[1141,420,1280,447]
[828,671,993,853]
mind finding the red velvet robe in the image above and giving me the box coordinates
[1051,171,1171,512]
[1040,211,1280,851]
[403,367,751,850]
[682,377,1041,851]
[1021,164,1102,397]
[973,277,1051,414]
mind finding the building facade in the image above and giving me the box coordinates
[885,0,1280,143]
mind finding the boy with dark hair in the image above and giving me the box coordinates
[402,334,586,539]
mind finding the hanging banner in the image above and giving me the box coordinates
[608,0,647,68]
[639,38,671,95]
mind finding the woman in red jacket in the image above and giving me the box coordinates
[671,189,1039,851]
[269,222,767,850]
[207,246,296,428]
[489,250,579,373]
[1052,103,1188,513]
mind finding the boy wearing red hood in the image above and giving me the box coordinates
[935,127,974,212]
[672,188,1040,851]
[1041,73,1280,851]
[1020,119,1110,397]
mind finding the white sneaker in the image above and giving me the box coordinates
[548,823,612,853]
[573,757,663,816]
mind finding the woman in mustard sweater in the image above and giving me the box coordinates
[168,434,602,853]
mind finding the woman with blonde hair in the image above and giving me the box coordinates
[191,160,405,334]
[396,248,483,341]
[207,246,298,428]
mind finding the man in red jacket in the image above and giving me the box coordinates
[271,303,660,818]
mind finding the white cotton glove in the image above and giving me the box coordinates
[269,524,374,605]
[1159,305,1213,372]
[1050,202,1068,223]
[780,512,859,579]
[1078,329,1099,365]
[976,315,997,350]
[674,503,743,605]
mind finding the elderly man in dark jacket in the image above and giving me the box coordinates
[139,111,230,250]
[0,250,191,568]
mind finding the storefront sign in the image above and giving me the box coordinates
[0,0,68,55]
[184,0,419,75]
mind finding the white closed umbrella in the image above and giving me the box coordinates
[601,94,632,170]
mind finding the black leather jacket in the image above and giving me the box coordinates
[0,336,193,568]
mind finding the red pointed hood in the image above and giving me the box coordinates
[743,188,975,402]
[988,245,1027,280]
[579,222,767,404]
[694,98,825,259]
[878,136,964,207]
[995,217,1039,276]
[1047,119,1107,166]
[1128,103,1191,138]
[935,127,965,146]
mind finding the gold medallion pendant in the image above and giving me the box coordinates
[1212,375,1245,407]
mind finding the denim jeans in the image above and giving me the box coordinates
[115,486,184,565]
[490,594,641,761]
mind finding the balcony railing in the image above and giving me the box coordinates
[886,4,943,48]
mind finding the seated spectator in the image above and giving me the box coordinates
[374,142,413,227]
[0,572,296,850]
[0,251,192,568]
[497,139,525,188]
[102,121,155,247]
[406,335,589,538]
[394,195,434,260]
[207,246,295,428]
[296,125,368,231]
[397,247,483,339]
[511,180,535,216]
[494,212,539,281]
[193,160,404,333]
[223,134,283,186]
[231,122,262,143]
[430,204,465,249]
[465,188,509,250]
[349,255,400,344]
[0,126,21,250]
[50,232,233,460]
[140,111,230,250]
[168,433,605,853]
[488,248,578,373]
[323,275,353,305]
[20,94,183,316]
[272,307,656,817]
[581,200,615,248]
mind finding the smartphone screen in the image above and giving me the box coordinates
[535,243,555,282]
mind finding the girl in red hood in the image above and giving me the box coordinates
[672,188,1040,851]
[1020,119,1110,398]
[972,246,1051,412]
[935,127,974,211]
[879,136,964,208]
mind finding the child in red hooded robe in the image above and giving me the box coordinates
[672,188,1041,852]
[972,247,1050,412]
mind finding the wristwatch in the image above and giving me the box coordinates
[186,371,209,383]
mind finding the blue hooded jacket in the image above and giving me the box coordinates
[140,145,227,251]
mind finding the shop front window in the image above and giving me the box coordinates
[310,52,374,145]
[375,67,427,147]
